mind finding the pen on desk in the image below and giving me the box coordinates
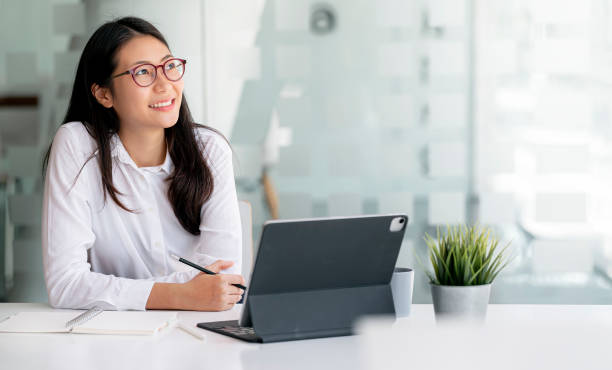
[169,253,247,291]
[177,322,206,341]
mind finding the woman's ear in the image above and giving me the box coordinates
[91,83,114,108]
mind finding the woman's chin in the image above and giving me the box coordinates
[153,114,180,129]
[162,119,179,129]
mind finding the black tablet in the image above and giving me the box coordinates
[199,214,408,343]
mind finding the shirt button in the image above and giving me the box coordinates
[147,207,154,212]
[154,241,162,247]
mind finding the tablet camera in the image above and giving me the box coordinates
[389,217,407,232]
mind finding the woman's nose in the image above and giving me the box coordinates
[153,67,172,90]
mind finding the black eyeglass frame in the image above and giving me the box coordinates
[112,58,187,87]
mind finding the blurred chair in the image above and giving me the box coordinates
[239,200,253,283]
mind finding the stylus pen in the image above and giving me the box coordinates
[170,253,247,290]
[177,322,206,341]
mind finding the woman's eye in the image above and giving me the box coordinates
[166,62,176,70]
[135,68,149,75]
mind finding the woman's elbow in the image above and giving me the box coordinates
[46,279,70,308]
[45,270,79,309]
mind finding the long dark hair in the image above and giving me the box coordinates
[43,17,215,236]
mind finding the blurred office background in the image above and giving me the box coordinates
[1,0,612,304]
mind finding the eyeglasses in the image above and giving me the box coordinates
[112,58,187,87]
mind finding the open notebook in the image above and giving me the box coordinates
[0,307,177,335]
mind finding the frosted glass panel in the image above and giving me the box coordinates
[327,143,365,177]
[277,97,312,128]
[376,0,417,28]
[532,240,594,273]
[429,42,465,76]
[2,0,606,304]
[427,0,466,27]
[274,0,309,30]
[528,0,590,23]
[325,95,362,128]
[0,108,39,147]
[382,144,415,176]
[211,0,612,305]
[224,48,261,79]
[278,193,312,219]
[277,145,311,176]
[484,41,518,75]
[233,145,264,179]
[53,51,80,83]
[6,52,38,86]
[53,3,86,34]
[429,93,466,127]
[534,90,591,128]
[532,41,589,74]
[328,193,362,216]
[535,145,590,174]
[264,113,292,164]
[378,44,414,77]
[376,95,415,128]
[428,193,466,224]
[396,240,415,269]
[276,46,311,78]
[535,194,588,223]
[4,146,41,178]
[379,193,414,219]
[479,193,515,224]
[475,0,612,304]
[479,143,515,174]
[428,142,466,177]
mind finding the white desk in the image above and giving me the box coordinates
[1,304,611,370]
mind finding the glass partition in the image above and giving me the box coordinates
[1,0,611,304]
[209,0,612,303]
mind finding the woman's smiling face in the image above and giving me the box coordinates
[107,34,184,132]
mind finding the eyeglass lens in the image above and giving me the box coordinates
[133,59,185,87]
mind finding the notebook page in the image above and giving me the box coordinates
[0,312,75,333]
[73,311,178,335]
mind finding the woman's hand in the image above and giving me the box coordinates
[146,260,245,311]
[178,260,246,311]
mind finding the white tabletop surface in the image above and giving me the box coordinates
[1,303,611,370]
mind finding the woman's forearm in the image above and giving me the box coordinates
[146,282,185,310]
[146,271,245,311]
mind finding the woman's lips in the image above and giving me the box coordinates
[149,98,175,111]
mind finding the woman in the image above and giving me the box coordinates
[42,17,245,311]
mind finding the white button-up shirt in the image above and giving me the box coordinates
[42,121,242,310]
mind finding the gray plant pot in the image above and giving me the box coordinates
[430,283,492,321]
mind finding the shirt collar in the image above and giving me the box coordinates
[110,134,173,174]
[156,148,174,174]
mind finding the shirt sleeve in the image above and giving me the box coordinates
[42,126,154,311]
[193,130,242,275]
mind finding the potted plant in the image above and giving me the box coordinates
[423,225,513,321]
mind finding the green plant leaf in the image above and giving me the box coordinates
[422,224,513,286]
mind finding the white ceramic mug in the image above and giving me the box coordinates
[390,267,414,318]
